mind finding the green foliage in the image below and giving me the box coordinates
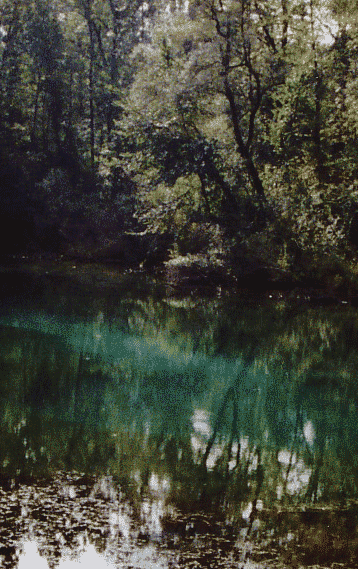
[137,174,202,232]
[2,0,358,284]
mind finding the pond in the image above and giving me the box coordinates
[1,266,358,568]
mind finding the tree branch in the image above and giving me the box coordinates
[210,1,229,39]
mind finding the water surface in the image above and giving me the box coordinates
[1,269,358,567]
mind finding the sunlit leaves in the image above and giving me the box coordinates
[136,174,202,235]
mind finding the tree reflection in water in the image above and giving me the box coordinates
[1,279,358,567]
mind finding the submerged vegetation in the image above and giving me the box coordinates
[2,0,358,291]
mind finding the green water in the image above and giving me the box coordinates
[1,269,358,567]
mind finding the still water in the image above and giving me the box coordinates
[1,268,358,568]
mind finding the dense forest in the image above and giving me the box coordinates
[2,0,358,292]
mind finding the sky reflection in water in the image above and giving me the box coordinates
[18,540,169,569]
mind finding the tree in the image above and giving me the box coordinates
[26,0,66,150]
[125,0,306,220]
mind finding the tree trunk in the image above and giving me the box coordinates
[224,77,266,199]
[89,22,95,171]
[281,0,288,49]
[309,0,326,185]
[82,0,96,171]
[31,73,42,144]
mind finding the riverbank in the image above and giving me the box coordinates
[2,251,358,307]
